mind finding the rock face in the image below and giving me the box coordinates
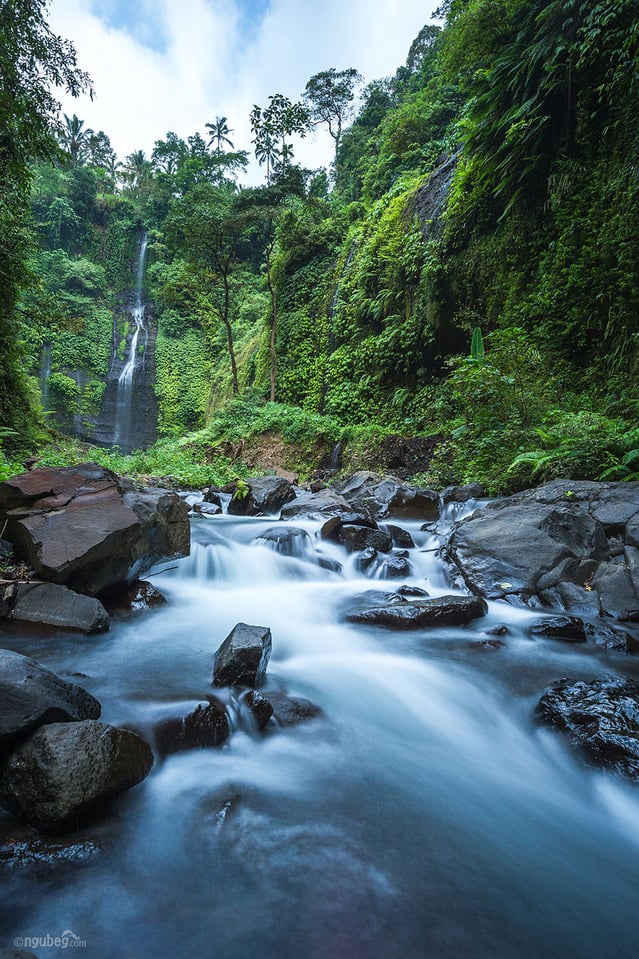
[536,677,639,779]
[445,480,639,621]
[227,476,295,516]
[0,720,153,831]
[212,623,272,688]
[0,463,189,596]
[154,701,229,757]
[11,583,109,633]
[346,593,488,629]
[0,650,101,759]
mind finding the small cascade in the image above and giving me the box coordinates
[113,233,148,450]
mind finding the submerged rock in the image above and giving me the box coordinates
[254,526,312,557]
[0,463,189,596]
[0,650,101,759]
[212,622,272,688]
[0,825,100,868]
[0,720,153,831]
[267,693,324,727]
[154,701,229,757]
[346,594,488,629]
[536,677,639,779]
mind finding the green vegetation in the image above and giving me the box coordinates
[2,1,638,493]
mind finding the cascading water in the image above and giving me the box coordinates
[4,503,639,959]
[113,233,149,451]
[38,343,51,411]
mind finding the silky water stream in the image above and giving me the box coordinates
[3,502,639,958]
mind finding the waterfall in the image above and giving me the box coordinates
[114,233,148,450]
[39,342,52,411]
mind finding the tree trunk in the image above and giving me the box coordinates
[222,273,239,395]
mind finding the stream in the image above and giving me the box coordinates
[3,502,639,958]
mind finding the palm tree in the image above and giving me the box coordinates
[205,116,234,154]
[58,113,93,167]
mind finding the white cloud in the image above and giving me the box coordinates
[48,0,441,181]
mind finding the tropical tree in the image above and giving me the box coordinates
[303,67,363,161]
[250,94,310,183]
[58,113,93,167]
[205,116,234,154]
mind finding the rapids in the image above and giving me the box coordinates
[2,503,639,958]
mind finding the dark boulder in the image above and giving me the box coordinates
[383,524,415,549]
[354,546,378,573]
[0,650,100,759]
[268,693,324,727]
[320,513,377,542]
[0,463,189,596]
[441,483,485,504]
[536,677,639,779]
[0,720,153,831]
[529,616,588,643]
[212,622,272,688]
[280,488,351,520]
[339,471,439,520]
[346,594,488,629]
[239,690,274,731]
[101,579,167,614]
[338,525,392,554]
[154,701,229,757]
[11,582,109,633]
[378,555,412,579]
[227,476,295,516]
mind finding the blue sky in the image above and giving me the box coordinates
[50,0,441,181]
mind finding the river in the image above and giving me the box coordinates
[2,503,639,958]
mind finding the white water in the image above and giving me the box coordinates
[3,507,639,958]
[113,234,148,450]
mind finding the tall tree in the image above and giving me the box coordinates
[303,67,363,161]
[58,113,93,167]
[205,116,234,154]
[250,94,310,183]
[0,0,91,440]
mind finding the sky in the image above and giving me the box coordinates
[48,0,441,183]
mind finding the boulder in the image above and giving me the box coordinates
[346,594,487,629]
[378,555,412,579]
[338,471,439,520]
[383,524,415,549]
[354,546,378,573]
[443,481,633,616]
[212,622,272,688]
[536,677,639,779]
[153,701,229,757]
[529,616,587,643]
[320,514,378,541]
[227,476,295,516]
[267,693,324,727]
[0,720,153,831]
[239,690,274,731]
[101,579,167,614]
[0,650,101,759]
[0,464,189,596]
[280,488,351,520]
[441,483,485,504]
[11,583,109,633]
[338,525,392,554]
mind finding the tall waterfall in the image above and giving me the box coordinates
[113,233,149,451]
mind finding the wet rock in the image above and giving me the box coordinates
[267,693,324,727]
[212,622,272,688]
[0,463,189,596]
[485,624,510,636]
[102,579,167,614]
[11,582,109,633]
[320,513,377,542]
[280,488,351,520]
[0,825,100,868]
[203,488,224,509]
[154,701,229,757]
[227,476,295,516]
[397,585,429,598]
[0,650,101,759]
[529,616,588,643]
[383,524,415,549]
[254,526,312,557]
[339,525,392,554]
[346,594,488,629]
[192,501,222,516]
[471,639,505,651]
[240,690,274,731]
[0,720,154,831]
[354,547,378,573]
[338,471,439,520]
[536,677,639,779]
[378,555,412,579]
[587,623,635,652]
